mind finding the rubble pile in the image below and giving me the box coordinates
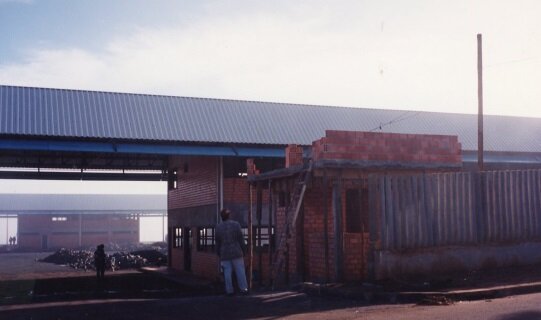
[130,250,167,266]
[40,248,95,270]
[40,247,165,271]
[110,252,147,270]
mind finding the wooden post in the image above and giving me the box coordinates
[323,171,330,284]
[332,176,343,282]
[367,174,378,281]
[268,180,273,271]
[256,182,263,286]
[477,33,484,172]
[248,184,253,290]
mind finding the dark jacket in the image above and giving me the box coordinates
[215,220,246,260]
[94,248,106,268]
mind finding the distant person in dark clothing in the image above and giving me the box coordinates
[216,209,248,296]
[94,244,106,280]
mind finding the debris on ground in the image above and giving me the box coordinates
[417,295,455,306]
[39,249,95,270]
[130,250,167,266]
[39,247,166,271]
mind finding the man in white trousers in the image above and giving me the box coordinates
[216,208,249,296]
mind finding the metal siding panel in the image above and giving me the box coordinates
[154,96,169,140]
[103,92,115,138]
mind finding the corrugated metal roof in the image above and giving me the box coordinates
[1,85,541,153]
[0,193,166,212]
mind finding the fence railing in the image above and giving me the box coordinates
[372,170,541,251]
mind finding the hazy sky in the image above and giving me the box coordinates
[1,0,541,118]
[1,0,541,194]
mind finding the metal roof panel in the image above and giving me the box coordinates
[1,85,541,153]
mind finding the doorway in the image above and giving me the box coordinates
[183,227,192,271]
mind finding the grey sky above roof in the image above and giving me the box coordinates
[0,193,166,212]
[1,85,540,153]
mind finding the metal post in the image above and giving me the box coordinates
[477,33,484,171]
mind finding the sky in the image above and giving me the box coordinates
[1,0,541,196]
[1,0,541,118]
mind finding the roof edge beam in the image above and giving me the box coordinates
[0,138,284,158]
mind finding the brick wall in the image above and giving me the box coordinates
[313,130,462,164]
[168,156,218,210]
[223,177,249,204]
[285,145,304,168]
[302,182,336,282]
[343,232,369,281]
[192,251,220,279]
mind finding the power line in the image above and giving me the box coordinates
[370,111,421,132]
[486,56,541,68]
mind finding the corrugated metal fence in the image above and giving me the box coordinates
[373,169,541,251]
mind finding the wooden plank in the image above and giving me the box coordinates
[473,172,483,244]
[404,176,414,249]
[534,170,541,238]
[411,175,420,248]
[486,171,494,242]
[518,170,525,240]
[393,176,403,250]
[367,174,379,281]
[428,174,437,246]
[534,170,541,237]
[464,172,472,243]
[504,171,512,241]
[448,173,456,245]
[527,170,534,238]
[456,173,465,244]
[379,176,388,250]
[322,171,330,283]
[468,172,477,243]
[418,175,426,247]
[421,174,431,247]
[332,179,343,282]
[404,175,414,248]
[437,174,444,246]
[397,176,406,249]
[413,175,423,247]
[524,171,532,239]
[512,170,519,240]
[522,170,528,239]
[496,171,505,242]
[443,173,451,245]
[385,176,395,250]
[434,174,442,246]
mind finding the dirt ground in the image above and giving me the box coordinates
[0,252,368,320]
[3,252,541,320]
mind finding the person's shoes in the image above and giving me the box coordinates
[239,290,249,296]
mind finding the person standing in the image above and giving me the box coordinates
[216,208,248,296]
[94,244,106,281]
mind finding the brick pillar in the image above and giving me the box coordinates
[246,158,260,176]
[285,145,304,168]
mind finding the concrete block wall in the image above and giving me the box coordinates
[17,214,139,250]
[312,130,462,164]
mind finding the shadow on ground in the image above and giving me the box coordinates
[0,272,218,305]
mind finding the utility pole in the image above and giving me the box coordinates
[477,33,484,171]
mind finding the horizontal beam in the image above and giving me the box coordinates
[462,151,541,164]
[0,170,165,181]
[0,138,284,158]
